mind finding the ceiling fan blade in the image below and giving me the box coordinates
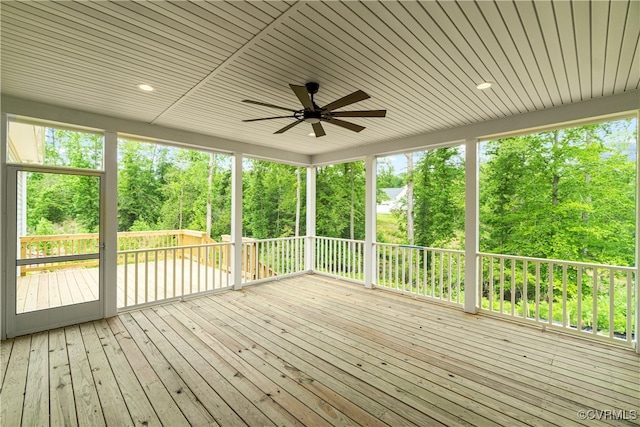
[274,120,303,134]
[289,84,314,111]
[242,115,295,122]
[325,118,365,133]
[331,110,386,118]
[322,90,370,112]
[312,122,326,137]
[242,99,296,112]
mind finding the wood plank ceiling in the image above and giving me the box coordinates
[1,1,639,156]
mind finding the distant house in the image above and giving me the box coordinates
[377,186,406,214]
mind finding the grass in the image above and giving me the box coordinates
[377,213,405,244]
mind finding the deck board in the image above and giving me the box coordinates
[15,260,232,313]
[2,275,639,426]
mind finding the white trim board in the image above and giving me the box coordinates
[3,90,638,167]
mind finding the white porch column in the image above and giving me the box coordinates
[464,138,479,314]
[627,112,640,354]
[0,113,7,339]
[231,153,243,290]
[364,155,377,289]
[305,165,316,272]
[103,131,118,318]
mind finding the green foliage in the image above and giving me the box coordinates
[480,121,636,266]
[26,129,103,234]
[316,161,366,239]
[34,218,56,235]
[243,160,305,239]
[413,147,465,249]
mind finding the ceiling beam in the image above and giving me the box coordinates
[311,90,640,165]
[1,95,311,165]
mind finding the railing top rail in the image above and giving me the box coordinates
[21,233,100,242]
[477,251,637,272]
[316,236,364,244]
[248,236,306,243]
[119,242,231,254]
[375,242,465,254]
[20,229,210,242]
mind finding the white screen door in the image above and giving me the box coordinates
[6,165,104,337]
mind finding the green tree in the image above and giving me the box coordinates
[316,161,365,240]
[410,147,465,248]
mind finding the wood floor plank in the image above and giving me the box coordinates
[180,298,421,427]
[92,319,164,426]
[231,285,576,427]
[118,313,218,426]
[128,309,242,426]
[79,322,133,426]
[106,316,191,427]
[294,278,638,383]
[272,280,637,408]
[49,271,62,308]
[143,307,279,427]
[22,331,50,427]
[65,324,106,427]
[0,335,31,427]
[213,290,519,427]
[2,274,638,427]
[0,338,13,386]
[201,294,457,426]
[49,328,79,427]
[164,303,340,427]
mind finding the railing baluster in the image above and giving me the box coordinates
[511,260,516,316]
[535,262,540,322]
[626,272,632,343]
[592,268,598,335]
[523,260,528,319]
[609,268,615,340]
[577,266,583,333]
[134,252,139,306]
[144,250,149,303]
[499,258,505,314]
[173,248,177,298]
[164,249,168,299]
[488,256,494,311]
[123,253,129,307]
[562,264,568,327]
[549,262,554,326]
[181,247,185,299]
[197,246,202,292]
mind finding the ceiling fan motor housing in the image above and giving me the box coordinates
[303,109,322,123]
[305,82,320,94]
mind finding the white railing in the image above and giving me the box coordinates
[118,243,231,308]
[314,237,365,282]
[478,253,636,346]
[375,243,465,306]
[242,236,306,283]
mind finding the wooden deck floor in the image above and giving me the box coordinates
[2,275,639,426]
[16,260,231,312]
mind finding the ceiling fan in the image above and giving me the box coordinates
[241,82,386,137]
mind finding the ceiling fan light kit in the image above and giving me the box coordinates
[242,82,387,137]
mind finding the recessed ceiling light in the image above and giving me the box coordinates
[308,132,315,137]
[137,83,154,92]
[476,81,492,90]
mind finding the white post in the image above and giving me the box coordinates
[364,155,377,288]
[231,153,243,290]
[464,138,479,314]
[305,165,316,272]
[0,113,7,339]
[103,131,118,318]
[627,112,640,354]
